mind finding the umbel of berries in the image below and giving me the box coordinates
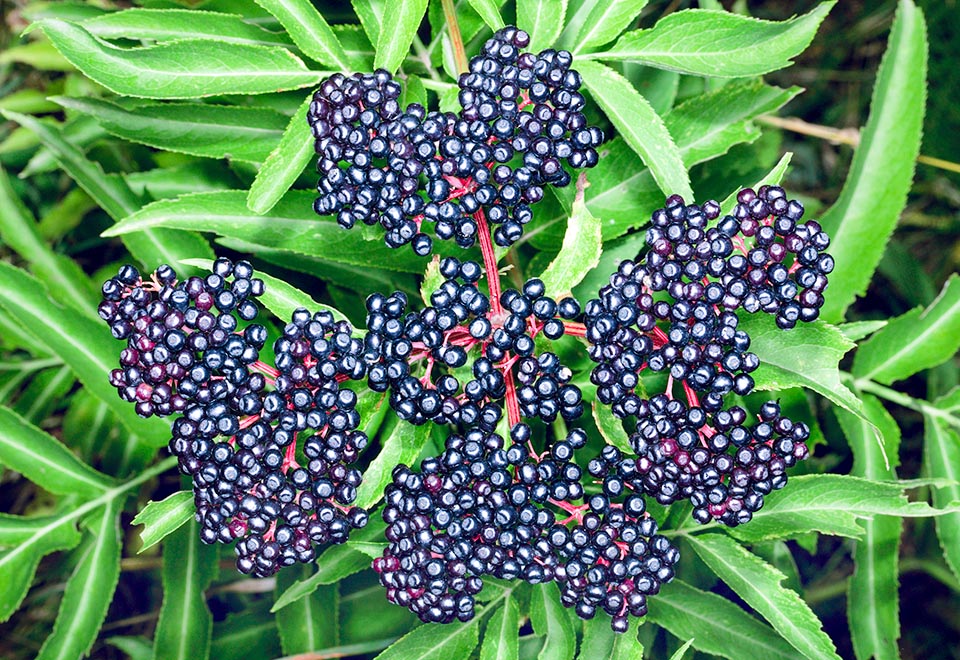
[307,26,603,255]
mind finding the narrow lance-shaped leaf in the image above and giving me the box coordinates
[132,490,195,553]
[647,580,798,660]
[531,581,576,660]
[480,599,519,660]
[578,60,692,202]
[573,0,649,54]
[1,109,214,272]
[819,0,928,322]
[688,534,840,660]
[153,520,219,660]
[53,96,289,163]
[517,0,568,51]
[82,8,295,48]
[33,19,324,99]
[592,401,633,454]
[248,94,314,214]
[539,175,601,297]
[837,394,902,660]
[275,565,338,655]
[467,0,506,30]
[853,274,960,385]
[582,4,834,77]
[0,405,114,497]
[923,412,960,581]
[373,618,480,660]
[37,497,123,660]
[352,0,385,48]
[374,0,428,74]
[578,615,644,659]
[0,262,171,446]
[354,422,431,509]
[253,0,353,70]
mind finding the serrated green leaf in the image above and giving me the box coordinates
[540,178,601,297]
[739,314,862,418]
[688,534,840,660]
[578,60,691,202]
[838,394,902,660]
[0,40,74,71]
[668,639,695,660]
[467,0,505,30]
[247,95,314,214]
[819,0,927,322]
[21,114,106,177]
[0,164,99,315]
[837,320,888,343]
[923,415,960,581]
[591,401,633,454]
[573,0,648,53]
[132,491,195,553]
[648,580,797,660]
[531,582,575,660]
[719,152,793,215]
[53,96,288,162]
[726,474,948,543]
[14,364,74,424]
[276,565,338,654]
[374,0,427,74]
[583,4,834,77]
[0,404,113,496]
[153,520,219,660]
[1,109,214,272]
[481,599,519,660]
[37,497,123,660]
[0,513,82,623]
[374,618,480,660]
[352,0,385,47]
[82,8,294,47]
[105,190,428,273]
[578,615,644,659]
[0,262,170,446]
[211,610,281,660]
[253,0,352,69]
[355,422,431,509]
[853,274,960,385]
[517,0,568,51]
[34,19,323,98]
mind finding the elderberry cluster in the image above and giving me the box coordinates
[308,26,603,254]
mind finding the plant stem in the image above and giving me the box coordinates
[854,376,960,432]
[441,0,469,75]
[475,209,503,316]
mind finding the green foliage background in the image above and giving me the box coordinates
[0,1,958,659]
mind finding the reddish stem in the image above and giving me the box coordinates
[503,366,521,429]
[562,321,587,337]
[474,208,503,316]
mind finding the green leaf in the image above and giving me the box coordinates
[837,320,888,343]
[853,274,960,385]
[467,0,506,30]
[0,405,113,497]
[480,599,519,660]
[819,0,928,322]
[276,565,338,654]
[578,60,692,201]
[15,365,75,424]
[719,153,793,215]
[53,96,288,162]
[0,262,170,446]
[132,491,195,553]
[648,580,797,660]
[211,611,281,660]
[1,109,214,272]
[352,0,385,47]
[0,164,99,315]
[374,0,428,74]
[578,615,644,659]
[517,0,568,51]
[104,190,428,273]
[34,19,323,98]
[583,4,834,77]
[688,534,841,660]
[573,0,648,53]
[37,498,123,660]
[739,313,862,418]
[591,401,633,454]
[530,582,575,660]
[355,422,432,509]
[153,520,219,660]
[374,618,480,660]
[0,514,82,623]
[539,177,601,297]
[923,415,960,581]
[82,8,294,47]
[253,0,352,69]
[727,475,948,543]
[837,394,902,660]
[668,640,695,660]
[247,94,314,214]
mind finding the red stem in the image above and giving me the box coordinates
[474,208,503,316]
